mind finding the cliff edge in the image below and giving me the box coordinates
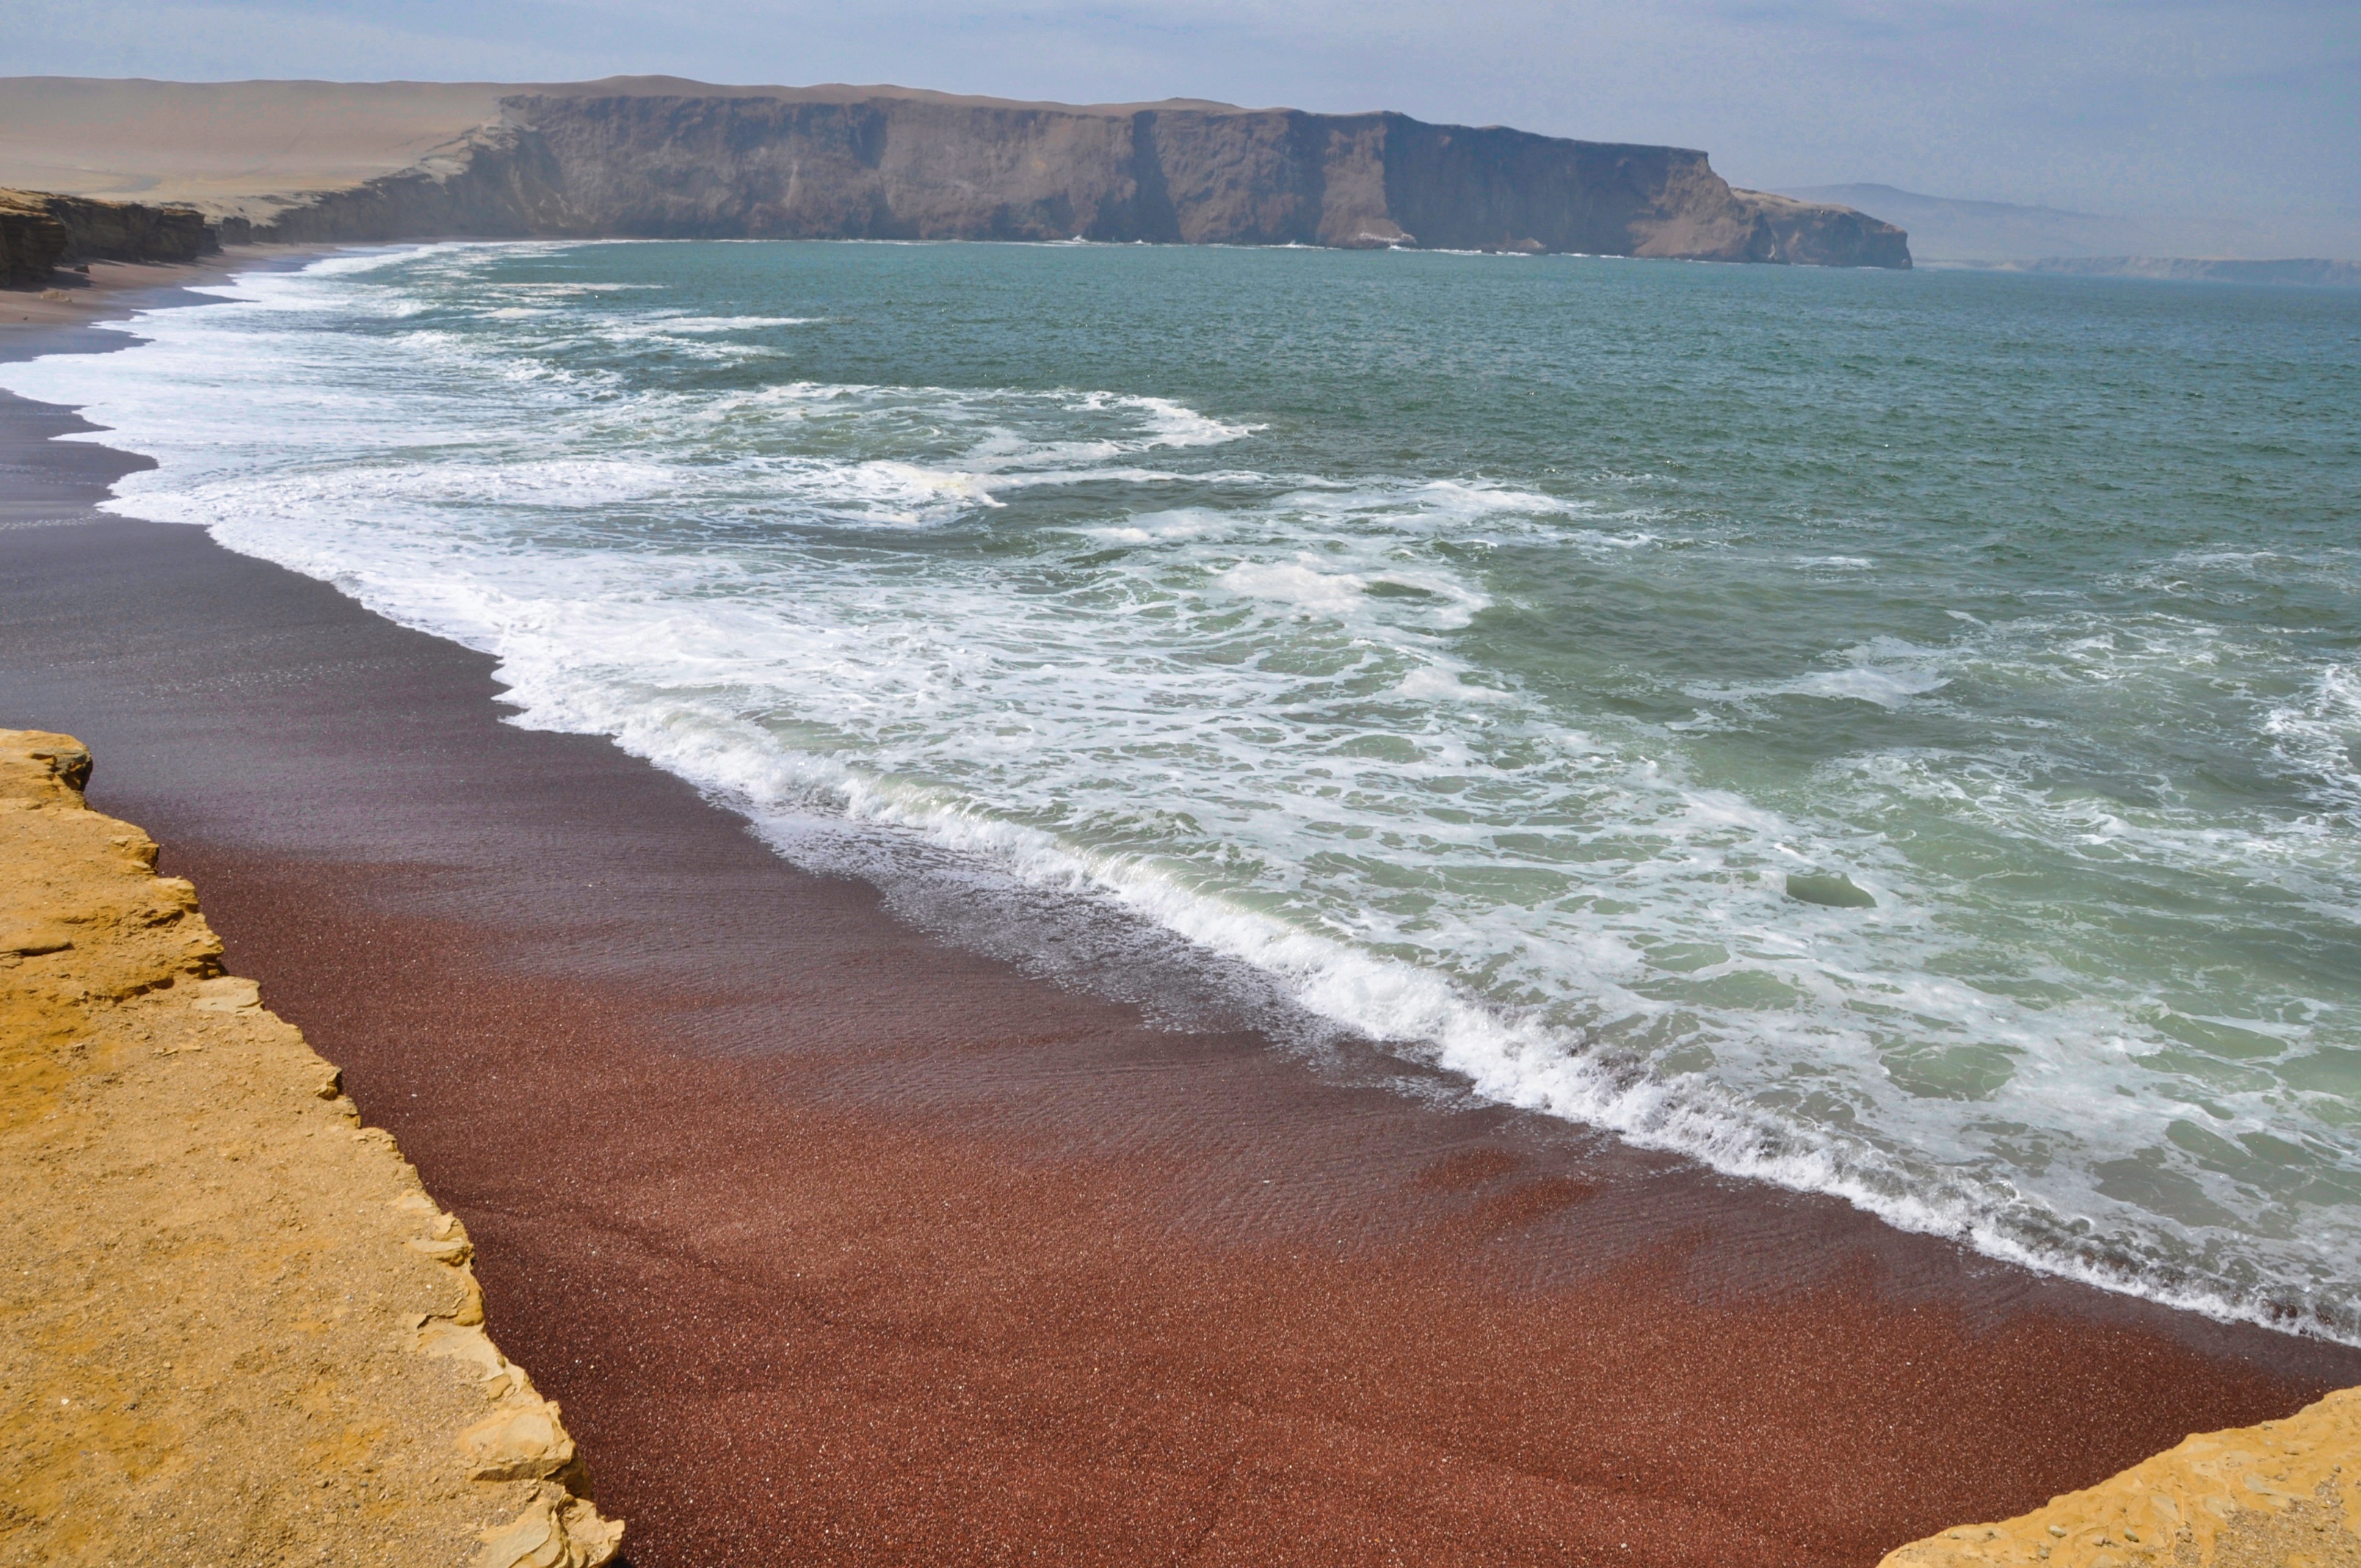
[1,188,214,286]
[441,87,1911,265]
[0,730,622,1568]
[1879,1385,2360,1567]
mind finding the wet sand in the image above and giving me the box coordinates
[4,302,2358,1566]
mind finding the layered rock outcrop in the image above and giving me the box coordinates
[38,191,216,265]
[0,187,214,282]
[0,730,622,1568]
[0,189,69,285]
[199,81,1906,266]
[487,90,1907,264]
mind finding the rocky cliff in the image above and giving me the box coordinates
[1,187,215,284]
[0,189,68,284]
[208,81,1906,266]
[0,730,623,1568]
[40,191,216,264]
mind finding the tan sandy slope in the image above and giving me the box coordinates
[0,729,622,1567]
[0,79,513,216]
[0,76,1243,220]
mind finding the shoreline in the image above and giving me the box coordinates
[0,243,339,335]
[0,243,346,534]
[5,262,2358,1565]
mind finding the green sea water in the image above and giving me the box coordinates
[8,240,2357,1333]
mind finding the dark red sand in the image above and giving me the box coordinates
[5,375,2359,1565]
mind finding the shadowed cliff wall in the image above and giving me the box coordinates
[0,192,69,284]
[495,94,1908,265]
[1,188,214,283]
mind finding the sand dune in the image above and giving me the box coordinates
[0,78,515,214]
[0,76,1240,216]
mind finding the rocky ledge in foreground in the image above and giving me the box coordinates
[0,730,621,1568]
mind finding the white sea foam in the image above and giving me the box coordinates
[1218,559,1371,613]
[1393,665,1519,705]
[648,314,827,330]
[1071,509,1234,545]
[1691,639,1953,711]
[2267,664,2361,815]
[1784,667,1950,706]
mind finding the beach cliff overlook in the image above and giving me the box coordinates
[0,727,622,1567]
[0,76,1910,266]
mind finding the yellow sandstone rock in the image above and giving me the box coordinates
[0,729,622,1567]
[474,1490,625,1568]
[1880,1385,2361,1567]
[459,1404,578,1483]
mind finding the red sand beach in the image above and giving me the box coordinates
[4,288,2358,1566]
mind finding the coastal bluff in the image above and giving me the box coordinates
[0,730,621,1567]
[0,187,214,285]
[0,76,1910,267]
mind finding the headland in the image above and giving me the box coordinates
[0,76,1909,267]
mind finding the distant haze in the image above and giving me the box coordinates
[6,1,2358,258]
[1771,185,2349,264]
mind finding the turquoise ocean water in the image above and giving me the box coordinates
[7,242,2357,1335]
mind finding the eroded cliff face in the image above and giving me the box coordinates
[0,730,622,1568]
[217,88,1908,266]
[496,92,1910,265]
[0,190,69,284]
[1,188,215,283]
[2,189,218,286]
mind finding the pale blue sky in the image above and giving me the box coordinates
[9,0,2358,250]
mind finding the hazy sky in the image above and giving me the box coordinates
[11,1,2359,244]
